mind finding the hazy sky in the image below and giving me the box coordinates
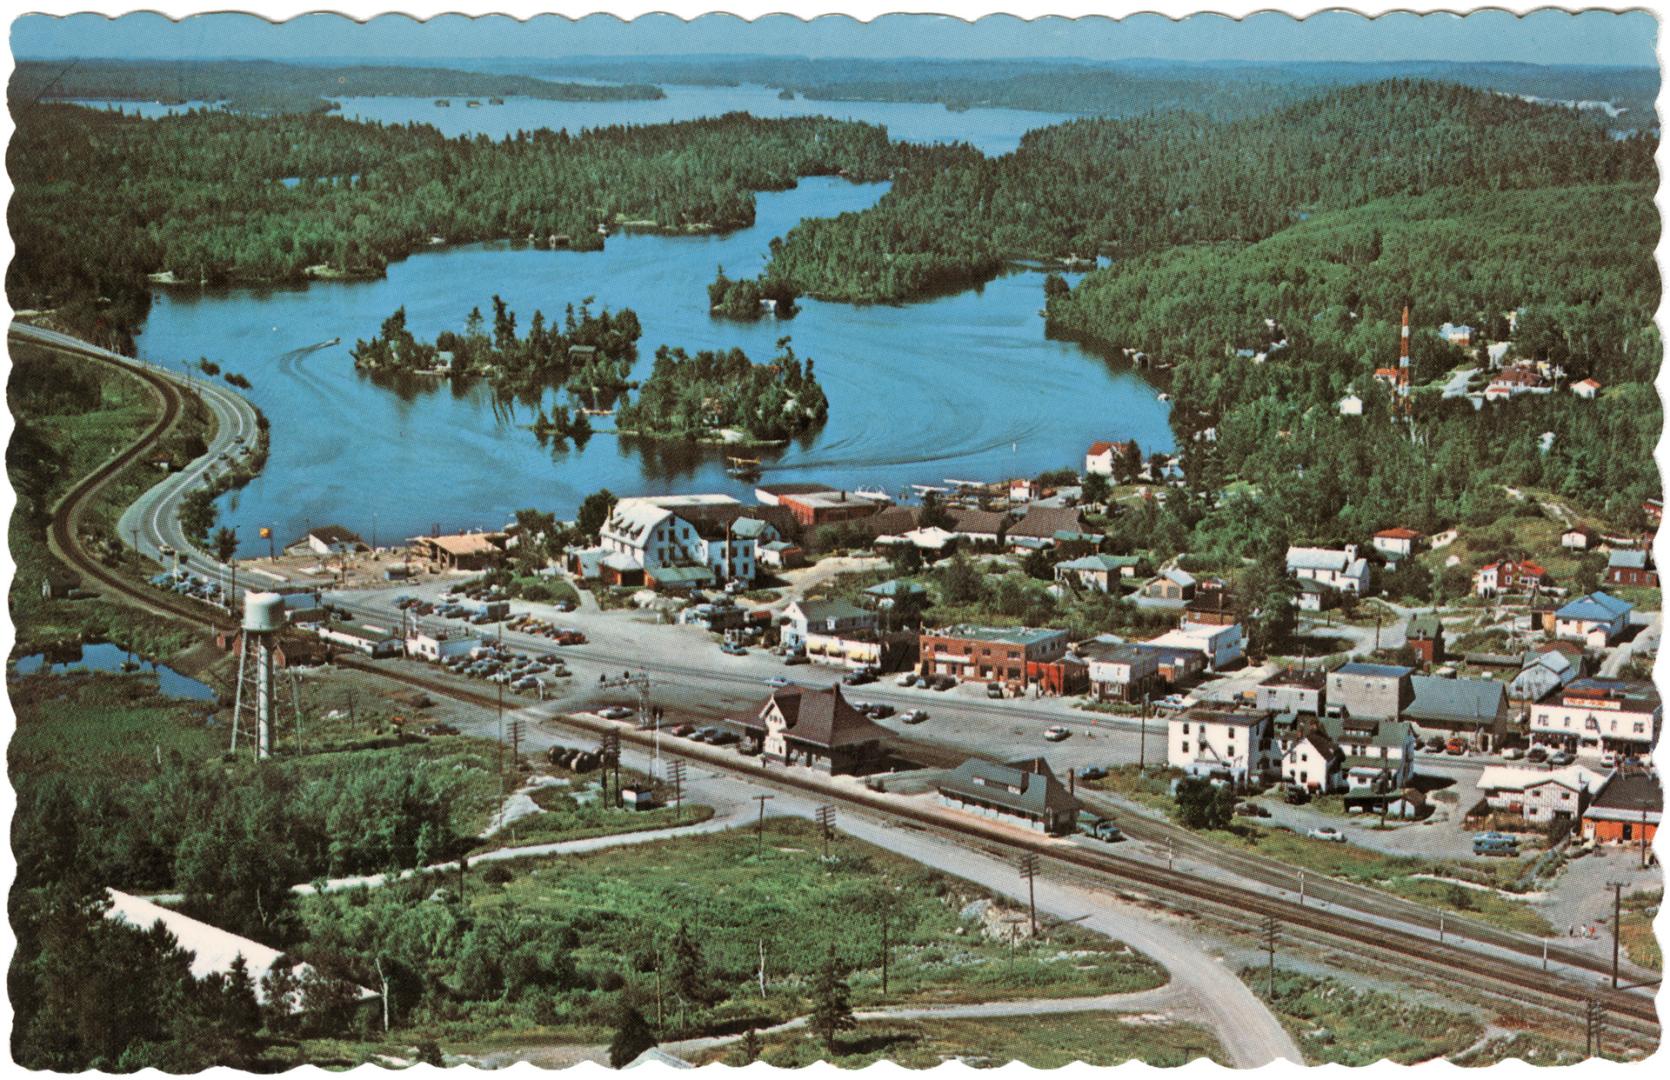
[10,10,1659,67]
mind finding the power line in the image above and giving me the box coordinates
[752,794,775,857]
[815,805,836,861]
[1018,853,1040,937]
[668,760,687,821]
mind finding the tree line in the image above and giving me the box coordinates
[615,338,829,443]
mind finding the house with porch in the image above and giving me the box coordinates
[1168,707,1276,790]
[1530,678,1661,761]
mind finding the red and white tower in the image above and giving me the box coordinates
[1398,305,1411,388]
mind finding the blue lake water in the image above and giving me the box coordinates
[130,90,1169,554]
[11,642,218,702]
[332,83,1074,157]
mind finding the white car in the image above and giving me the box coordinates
[1502,747,1524,761]
[896,673,919,687]
[765,676,792,689]
[598,706,634,720]
[1307,826,1346,843]
[1043,725,1071,742]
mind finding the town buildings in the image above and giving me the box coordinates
[937,757,1080,834]
[1054,553,1142,593]
[1478,764,1607,825]
[286,524,368,557]
[780,598,878,652]
[1581,772,1661,846]
[1554,591,1634,646]
[1474,559,1552,597]
[1141,568,1196,601]
[1256,668,1326,714]
[1404,675,1509,748]
[1606,549,1657,588]
[1323,714,1417,793]
[734,685,889,773]
[412,531,506,571]
[1406,614,1446,666]
[594,495,783,588]
[1081,640,1163,703]
[1530,677,1661,760]
[1084,440,1135,478]
[1148,620,1244,671]
[1371,527,1421,561]
[918,625,1069,685]
[1325,662,1413,721]
[1168,707,1275,789]
[1286,544,1372,594]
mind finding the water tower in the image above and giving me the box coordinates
[231,591,286,760]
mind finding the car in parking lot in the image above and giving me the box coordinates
[1549,749,1575,766]
[842,668,877,686]
[864,703,895,719]
[1235,802,1271,818]
[1089,820,1124,843]
[900,709,929,725]
[720,642,748,656]
[1526,746,1549,763]
[1043,725,1071,742]
[1077,765,1108,782]
[784,653,809,666]
[598,706,634,720]
[1445,739,1467,756]
[765,675,792,689]
[986,683,1005,699]
[896,673,920,687]
[1502,746,1524,761]
[669,724,696,738]
[1307,826,1346,842]
[930,676,956,692]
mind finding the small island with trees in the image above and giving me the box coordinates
[614,337,829,445]
[707,265,801,320]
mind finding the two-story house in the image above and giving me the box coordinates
[1530,677,1661,760]
[1168,708,1275,789]
[1286,544,1372,595]
[780,598,879,653]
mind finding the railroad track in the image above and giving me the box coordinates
[23,327,1659,1046]
[16,328,234,634]
[338,656,1662,1040]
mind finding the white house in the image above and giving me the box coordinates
[1168,708,1275,789]
[1286,544,1372,594]
[1571,378,1602,399]
[1084,440,1134,478]
[1529,677,1660,760]
[1321,714,1417,793]
[1055,553,1142,594]
[1148,621,1244,671]
[1478,765,1608,824]
[601,496,775,585]
[285,524,368,557]
[780,598,878,652]
[1338,392,1364,417]
[1439,322,1474,347]
[1371,527,1421,560]
[405,630,478,663]
[1282,729,1343,794]
[1554,591,1634,646]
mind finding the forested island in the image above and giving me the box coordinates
[351,297,640,417]
[8,105,921,351]
[9,58,663,115]
[706,265,800,320]
[614,339,829,444]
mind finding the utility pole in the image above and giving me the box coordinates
[1297,869,1306,906]
[509,718,524,767]
[1259,915,1280,997]
[753,794,774,857]
[668,760,686,820]
[815,805,836,861]
[1018,853,1040,937]
[1585,997,1604,1059]
[1139,692,1148,771]
[1607,880,1626,988]
[601,731,622,808]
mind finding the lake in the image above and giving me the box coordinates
[11,642,218,702]
[131,94,1170,554]
[331,83,1073,157]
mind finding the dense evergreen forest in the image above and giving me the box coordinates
[540,55,1659,127]
[615,339,829,443]
[9,58,663,114]
[762,82,1656,303]
[6,104,925,350]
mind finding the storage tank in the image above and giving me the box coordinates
[242,591,286,633]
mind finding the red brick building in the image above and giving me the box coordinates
[920,625,1069,685]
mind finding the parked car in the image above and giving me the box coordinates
[1601,750,1619,767]
[1043,725,1071,742]
[707,729,740,746]
[421,723,460,736]
[1445,738,1467,756]
[737,743,761,757]
[1088,819,1124,842]
[1078,765,1108,782]
[1502,746,1525,761]
[865,703,895,719]
[930,676,956,692]
[721,642,748,656]
[784,653,810,666]
[1284,785,1311,805]
[669,724,696,738]
[1235,802,1272,818]
[1527,746,1549,764]
[986,683,1005,699]
[765,675,792,689]
[1550,750,1576,766]
[599,706,634,720]
[896,673,920,687]
[843,668,877,686]
[900,709,929,725]
[1425,736,1448,753]
[1473,832,1521,857]
[1307,826,1346,842]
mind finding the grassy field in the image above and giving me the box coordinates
[304,817,1168,1049]
[699,1013,1228,1068]
[1619,890,1661,970]
[1075,764,1181,815]
[1453,1033,1587,1067]
[6,670,225,783]
[1200,825,1551,936]
[1247,967,1484,1065]
[475,778,717,851]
